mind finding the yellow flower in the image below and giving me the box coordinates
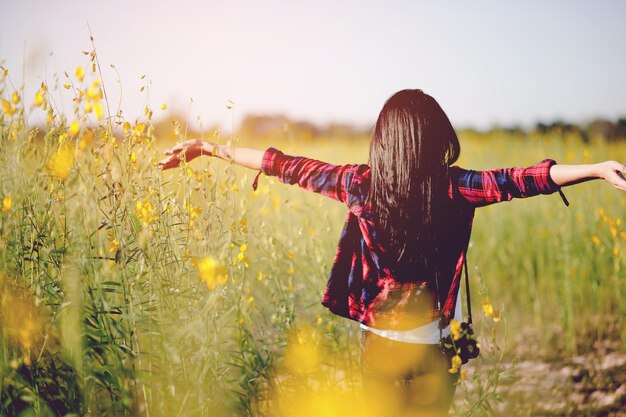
[109,239,119,254]
[94,102,103,120]
[2,195,11,213]
[592,236,601,246]
[135,198,158,227]
[11,92,19,104]
[283,325,320,374]
[450,319,462,341]
[69,120,80,136]
[0,288,44,366]
[79,129,95,151]
[161,102,167,110]
[257,271,264,281]
[75,66,85,82]
[2,99,14,116]
[86,83,102,100]
[197,256,227,290]
[48,145,74,181]
[448,355,462,374]
[482,298,494,318]
[185,202,202,221]
[35,90,43,107]
[134,123,146,136]
[247,296,255,304]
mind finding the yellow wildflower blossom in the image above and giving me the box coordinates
[482,297,494,318]
[2,195,11,213]
[75,66,85,82]
[592,236,601,246]
[134,123,146,136]
[448,354,462,374]
[2,99,14,116]
[69,120,80,136]
[86,82,102,100]
[48,144,74,181]
[0,288,44,366]
[197,256,228,290]
[135,198,158,227]
[11,92,19,104]
[94,102,103,120]
[123,121,131,135]
[109,239,119,254]
[283,325,320,374]
[450,319,462,341]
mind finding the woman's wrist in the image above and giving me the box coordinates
[200,142,230,160]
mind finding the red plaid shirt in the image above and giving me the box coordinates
[259,147,567,329]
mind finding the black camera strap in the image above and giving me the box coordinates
[464,254,473,325]
[435,251,472,332]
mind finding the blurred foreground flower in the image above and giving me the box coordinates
[2,99,15,116]
[197,256,227,290]
[2,195,11,213]
[0,283,45,366]
[283,324,320,374]
[48,144,74,181]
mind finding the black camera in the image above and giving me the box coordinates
[439,321,480,364]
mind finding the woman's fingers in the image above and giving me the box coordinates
[163,143,184,155]
[605,162,626,191]
[158,154,183,170]
[160,153,201,169]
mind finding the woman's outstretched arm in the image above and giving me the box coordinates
[158,139,263,171]
[158,140,362,205]
[550,161,626,191]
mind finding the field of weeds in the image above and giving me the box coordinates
[1,50,625,417]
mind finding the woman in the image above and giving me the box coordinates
[159,89,626,416]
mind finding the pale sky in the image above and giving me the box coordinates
[2,0,626,131]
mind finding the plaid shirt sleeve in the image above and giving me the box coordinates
[260,147,357,204]
[449,159,568,207]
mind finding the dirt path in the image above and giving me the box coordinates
[455,333,626,416]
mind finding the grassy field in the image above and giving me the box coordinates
[1,57,625,417]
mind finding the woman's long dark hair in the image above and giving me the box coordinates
[368,89,460,281]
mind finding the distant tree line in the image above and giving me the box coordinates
[533,118,626,142]
[238,114,626,142]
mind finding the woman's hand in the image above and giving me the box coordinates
[158,139,217,170]
[596,160,626,191]
[158,140,264,171]
[550,160,626,191]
